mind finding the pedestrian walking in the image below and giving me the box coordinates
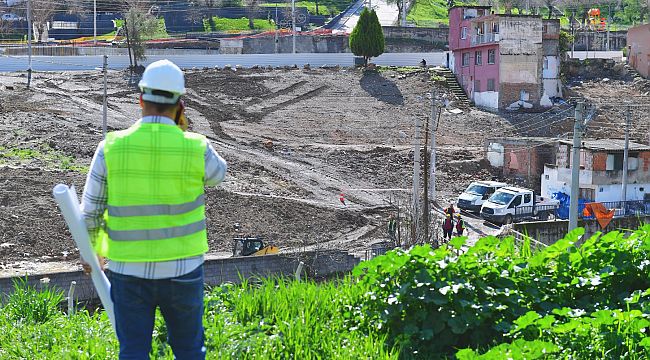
[80,60,227,360]
[455,213,465,236]
[442,213,453,241]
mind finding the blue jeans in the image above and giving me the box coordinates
[107,265,206,360]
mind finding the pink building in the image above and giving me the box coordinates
[448,6,562,111]
[627,24,650,79]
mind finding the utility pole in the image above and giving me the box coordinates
[94,0,97,46]
[292,0,296,54]
[621,106,631,202]
[27,0,32,88]
[423,114,430,245]
[606,4,610,51]
[401,0,407,27]
[429,92,438,203]
[102,55,108,139]
[569,102,585,231]
[571,10,575,59]
[412,117,421,244]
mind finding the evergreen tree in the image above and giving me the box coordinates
[349,8,385,67]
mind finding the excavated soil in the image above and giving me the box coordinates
[1,65,646,273]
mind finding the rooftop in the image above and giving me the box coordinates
[559,139,650,152]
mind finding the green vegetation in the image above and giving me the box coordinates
[0,145,87,172]
[203,17,275,32]
[349,8,385,66]
[260,2,330,16]
[1,227,648,358]
[406,0,449,27]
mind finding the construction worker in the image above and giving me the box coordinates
[455,213,465,236]
[339,192,347,206]
[80,60,227,360]
[444,203,455,218]
[442,213,453,241]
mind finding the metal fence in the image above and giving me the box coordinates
[579,200,650,219]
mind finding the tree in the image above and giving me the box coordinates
[243,0,261,29]
[31,0,58,42]
[386,0,404,26]
[123,1,159,68]
[349,8,385,67]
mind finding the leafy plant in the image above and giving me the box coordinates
[351,226,650,358]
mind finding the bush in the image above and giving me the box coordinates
[352,226,650,358]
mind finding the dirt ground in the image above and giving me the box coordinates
[0,65,647,275]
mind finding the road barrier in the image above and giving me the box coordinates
[0,52,448,72]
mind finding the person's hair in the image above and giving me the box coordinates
[142,89,180,114]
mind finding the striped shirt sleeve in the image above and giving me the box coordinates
[80,141,108,246]
[204,141,227,187]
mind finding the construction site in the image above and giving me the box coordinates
[0,58,649,278]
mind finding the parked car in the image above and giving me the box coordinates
[1,13,24,21]
[457,181,508,213]
[480,186,559,224]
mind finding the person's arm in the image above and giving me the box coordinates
[80,142,108,273]
[204,141,227,186]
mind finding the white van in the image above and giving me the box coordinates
[457,181,508,213]
[480,186,559,224]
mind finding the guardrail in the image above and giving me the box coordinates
[579,200,650,219]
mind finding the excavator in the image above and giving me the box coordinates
[232,236,279,257]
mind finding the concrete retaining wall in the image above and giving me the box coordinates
[513,215,649,246]
[0,250,359,302]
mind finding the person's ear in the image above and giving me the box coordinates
[139,94,144,108]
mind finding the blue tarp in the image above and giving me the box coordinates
[552,192,588,220]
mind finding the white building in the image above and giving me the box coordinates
[541,139,650,202]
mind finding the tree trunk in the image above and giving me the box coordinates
[315,0,319,15]
[248,14,254,29]
[124,19,133,69]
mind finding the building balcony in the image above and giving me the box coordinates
[471,33,500,46]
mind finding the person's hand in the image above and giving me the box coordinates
[81,255,105,275]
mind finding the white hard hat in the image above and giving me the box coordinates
[138,59,186,104]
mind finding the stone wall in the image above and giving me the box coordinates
[514,216,649,246]
[0,250,360,302]
[382,26,449,50]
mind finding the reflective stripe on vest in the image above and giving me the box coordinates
[107,219,206,241]
[107,194,205,217]
[97,122,209,262]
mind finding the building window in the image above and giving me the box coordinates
[461,27,467,39]
[543,57,549,70]
[487,78,495,91]
[474,80,480,92]
[543,24,548,34]
[462,52,470,67]
[475,51,482,65]
[488,49,496,64]
[492,22,499,33]
[579,188,595,201]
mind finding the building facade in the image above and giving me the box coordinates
[448,6,562,111]
[486,137,558,191]
[627,23,650,79]
[541,139,650,202]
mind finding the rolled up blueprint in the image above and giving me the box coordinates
[53,184,115,331]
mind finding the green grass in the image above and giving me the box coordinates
[203,17,276,32]
[1,226,648,358]
[260,2,332,16]
[406,0,449,27]
[0,145,88,172]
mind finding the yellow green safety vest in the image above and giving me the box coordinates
[95,122,209,262]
